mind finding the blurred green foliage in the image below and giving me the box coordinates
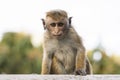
[0,32,42,74]
[88,45,120,74]
[0,32,120,74]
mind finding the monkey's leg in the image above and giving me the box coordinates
[50,57,66,74]
[86,58,92,74]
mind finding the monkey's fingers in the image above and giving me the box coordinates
[75,69,86,76]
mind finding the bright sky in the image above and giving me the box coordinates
[0,0,120,56]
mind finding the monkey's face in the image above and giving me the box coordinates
[45,17,69,38]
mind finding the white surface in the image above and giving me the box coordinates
[0,75,120,80]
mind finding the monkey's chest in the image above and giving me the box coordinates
[54,45,76,72]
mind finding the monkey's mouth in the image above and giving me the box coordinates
[52,32,63,37]
[53,34,62,36]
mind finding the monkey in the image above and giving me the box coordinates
[41,9,92,75]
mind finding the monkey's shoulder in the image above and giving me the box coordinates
[68,28,83,44]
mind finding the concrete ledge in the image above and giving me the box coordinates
[0,74,120,80]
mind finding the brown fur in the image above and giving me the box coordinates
[41,9,92,75]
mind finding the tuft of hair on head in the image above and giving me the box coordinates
[46,9,68,20]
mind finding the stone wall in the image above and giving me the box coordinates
[0,75,120,80]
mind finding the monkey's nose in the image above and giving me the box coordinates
[54,27,59,33]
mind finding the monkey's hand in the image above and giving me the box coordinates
[74,69,86,76]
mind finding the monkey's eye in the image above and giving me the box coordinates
[50,22,64,27]
[50,23,56,27]
[58,22,64,27]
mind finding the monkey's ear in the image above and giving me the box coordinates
[41,19,46,30]
[68,17,72,27]
[68,17,72,25]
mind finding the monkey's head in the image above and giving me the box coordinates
[42,9,72,39]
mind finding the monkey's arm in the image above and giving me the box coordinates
[41,50,52,74]
[75,46,86,75]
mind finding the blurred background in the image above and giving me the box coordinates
[0,0,120,74]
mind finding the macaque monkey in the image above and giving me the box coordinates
[41,9,92,75]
